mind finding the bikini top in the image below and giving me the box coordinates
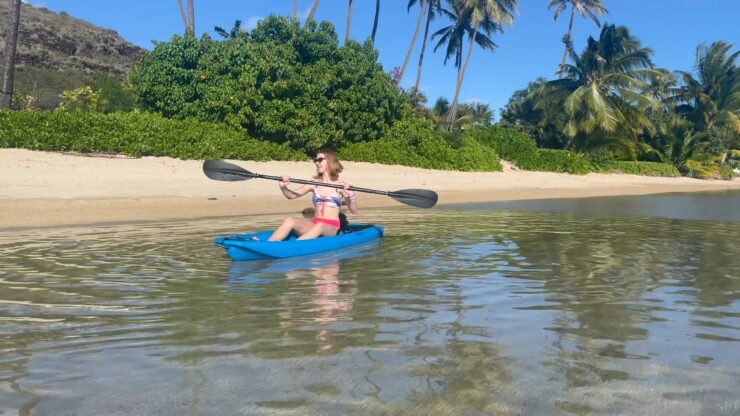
[313,188,344,210]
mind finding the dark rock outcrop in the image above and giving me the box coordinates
[0,2,146,77]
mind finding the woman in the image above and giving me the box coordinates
[265,149,358,241]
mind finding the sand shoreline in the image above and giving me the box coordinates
[2,149,738,229]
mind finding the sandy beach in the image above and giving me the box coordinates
[1,148,738,228]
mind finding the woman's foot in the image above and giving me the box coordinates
[250,236,260,241]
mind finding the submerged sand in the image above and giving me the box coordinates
[1,149,738,228]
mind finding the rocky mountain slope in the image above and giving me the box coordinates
[0,2,145,77]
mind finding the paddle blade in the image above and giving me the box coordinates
[203,160,255,181]
[389,189,438,208]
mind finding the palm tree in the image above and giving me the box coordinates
[542,24,661,150]
[178,0,188,31]
[641,115,722,177]
[432,1,472,101]
[670,41,739,134]
[398,0,429,85]
[640,68,676,114]
[500,78,570,147]
[214,20,243,40]
[371,0,380,42]
[178,0,195,33]
[469,102,494,124]
[433,96,451,117]
[441,101,492,128]
[304,0,321,28]
[548,0,607,79]
[188,0,195,32]
[413,0,443,92]
[1,0,21,110]
[451,102,474,127]
[447,0,517,130]
[345,0,354,45]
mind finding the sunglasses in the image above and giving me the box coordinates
[314,157,326,163]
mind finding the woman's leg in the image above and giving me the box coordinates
[296,223,337,240]
[268,216,313,241]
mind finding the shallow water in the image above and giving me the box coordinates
[1,191,739,415]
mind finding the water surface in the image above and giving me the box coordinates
[1,191,739,415]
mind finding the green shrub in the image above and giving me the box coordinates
[13,67,134,110]
[340,116,501,171]
[596,161,681,177]
[130,16,406,153]
[0,110,304,160]
[536,149,596,174]
[719,164,736,180]
[467,125,540,167]
[468,126,594,174]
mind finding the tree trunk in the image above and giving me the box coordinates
[1,0,21,110]
[398,0,427,85]
[304,0,320,28]
[445,44,463,129]
[293,0,298,19]
[371,0,380,42]
[449,28,477,130]
[177,0,188,31]
[186,0,195,33]
[413,4,433,92]
[344,0,354,45]
[558,7,575,79]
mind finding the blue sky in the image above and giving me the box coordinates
[24,0,739,119]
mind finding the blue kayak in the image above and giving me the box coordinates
[215,224,384,261]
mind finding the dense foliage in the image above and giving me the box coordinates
[595,161,680,177]
[0,107,683,176]
[12,68,138,111]
[339,116,503,171]
[0,110,304,160]
[130,16,407,153]
[500,27,738,179]
[465,125,679,175]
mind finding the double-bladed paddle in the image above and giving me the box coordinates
[203,159,438,209]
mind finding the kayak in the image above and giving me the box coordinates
[215,224,384,261]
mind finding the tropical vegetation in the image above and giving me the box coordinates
[1,0,737,179]
[500,26,738,179]
[548,0,608,79]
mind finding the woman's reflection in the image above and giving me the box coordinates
[284,259,356,350]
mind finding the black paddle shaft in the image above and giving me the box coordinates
[253,173,389,196]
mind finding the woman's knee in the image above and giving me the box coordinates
[297,224,323,240]
[281,216,298,227]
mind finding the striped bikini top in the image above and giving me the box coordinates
[313,187,343,217]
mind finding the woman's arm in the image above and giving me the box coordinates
[346,192,359,214]
[340,181,359,214]
[279,176,313,199]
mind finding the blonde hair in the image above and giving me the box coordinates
[315,148,343,181]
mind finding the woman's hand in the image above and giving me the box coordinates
[339,181,355,198]
[279,176,291,189]
[340,181,359,214]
